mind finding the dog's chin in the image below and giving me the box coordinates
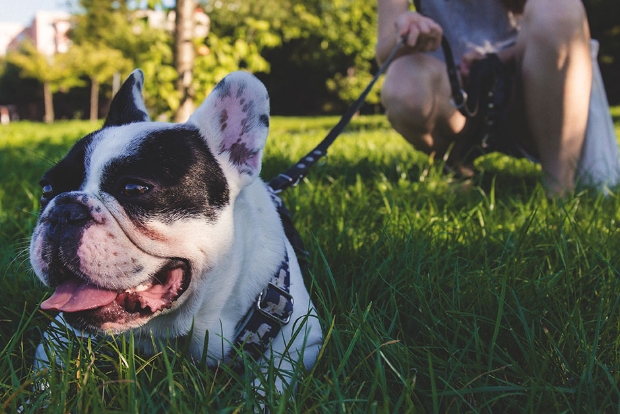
[42,260,191,335]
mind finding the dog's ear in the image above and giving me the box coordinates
[104,69,150,127]
[188,72,269,187]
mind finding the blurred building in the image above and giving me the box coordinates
[0,7,209,122]
[0,22,25,56]
[0,8,208,57]
[0,11,71,56]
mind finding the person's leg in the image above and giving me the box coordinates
[381,53,467,161]
[514,0,592,196]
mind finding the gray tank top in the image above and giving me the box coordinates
[415,0,519,63]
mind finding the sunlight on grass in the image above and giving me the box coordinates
[2,111,620,412]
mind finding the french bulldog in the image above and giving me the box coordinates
[29,70,322,392]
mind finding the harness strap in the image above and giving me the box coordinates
[231,189,300,362]
[232,249,293,361]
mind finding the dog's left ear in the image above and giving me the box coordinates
[104,69,150,127]
[188,71,269,187]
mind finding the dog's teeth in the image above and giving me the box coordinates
[132,284,151,292]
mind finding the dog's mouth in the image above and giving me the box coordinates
[40,260,190,332]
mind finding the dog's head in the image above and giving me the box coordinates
[29,70,270,334]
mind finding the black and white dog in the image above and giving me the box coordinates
[29,70,322,391]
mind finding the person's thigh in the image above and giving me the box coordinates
[506,0,591,161]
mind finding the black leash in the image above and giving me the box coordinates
[441,36,511,120]
[441,35,512,154]
[268,37,406,193]
[441,36,468,116]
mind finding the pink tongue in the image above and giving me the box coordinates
[41,278,118,312]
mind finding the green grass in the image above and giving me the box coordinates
[2,114,620,412]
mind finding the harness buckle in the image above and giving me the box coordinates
[256,283,294,325]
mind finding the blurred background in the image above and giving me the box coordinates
[0,0,618,123]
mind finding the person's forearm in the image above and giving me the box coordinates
[376,34,401,65]
[376,0,410,64]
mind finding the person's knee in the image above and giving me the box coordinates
[381,55,444,129]
[521,0,589,48]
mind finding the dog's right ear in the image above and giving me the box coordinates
[104,69,150,127]
[187,72,269,189]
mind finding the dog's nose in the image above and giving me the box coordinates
[46,202,92,241]
[49,202,90,226]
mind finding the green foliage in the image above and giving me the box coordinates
[308,0,380,104]
[70,0,136,54]
[134,28,179,118]
[6,42,79,93]
[69,0,181,118]
[204,0,380,112]
[2,113,620,412]
[64,43,131,85]
[193,17,279,103]
[66,0,280,118]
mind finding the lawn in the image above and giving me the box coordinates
[1,112,620,412]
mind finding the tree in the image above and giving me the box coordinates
[64,43,132,121]
[69,0,176,117]
[173,0,196,122]
[203,0,379,114]
[6,41,78,123]
[192,17,279,104]
[310,0,380,108]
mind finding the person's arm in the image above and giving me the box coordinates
[376,0,443,65]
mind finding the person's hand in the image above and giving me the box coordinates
[395,11,443,53]
[460,46,517,78]
[459,49,485,79]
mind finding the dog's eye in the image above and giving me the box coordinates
[122,182,151,197]
[42,184,54,198]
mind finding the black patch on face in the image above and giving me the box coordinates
[100,125,229,223]
[39,133,96,210]
[35,133,97,286]
[39,194,95,286]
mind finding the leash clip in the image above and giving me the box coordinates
[450,89,468,110]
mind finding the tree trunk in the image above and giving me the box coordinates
[90,77,100,122]
[43,81,54,123]
[173,0,196,123]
